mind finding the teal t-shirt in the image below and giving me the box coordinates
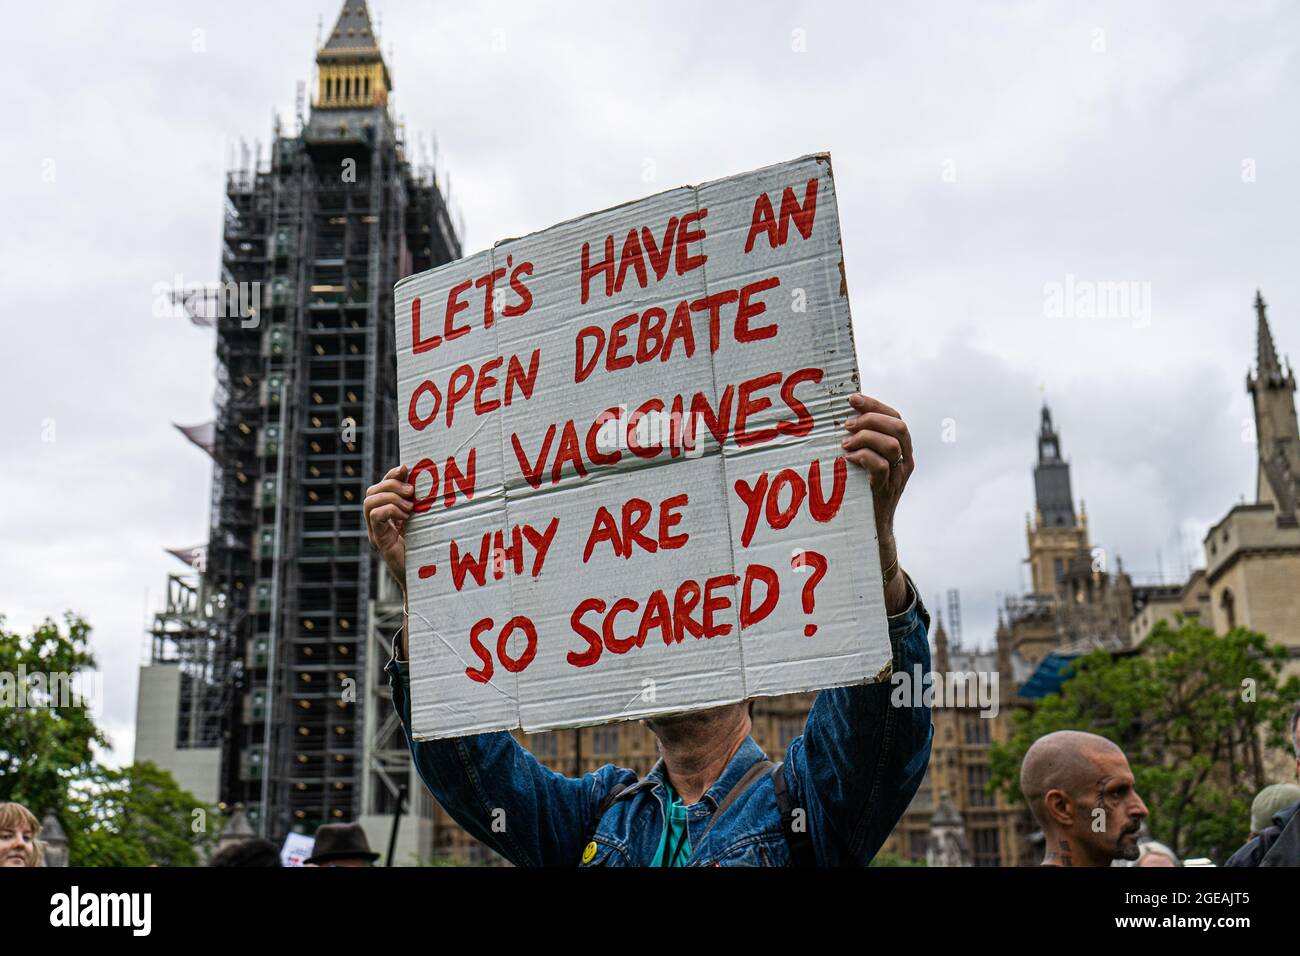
[650,786,692,866]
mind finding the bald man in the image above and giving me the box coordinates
[1020,730,1149,867]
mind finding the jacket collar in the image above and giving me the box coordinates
[1274,798,1300,829]
[639,736,768,809]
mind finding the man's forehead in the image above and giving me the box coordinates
[1089,748,1134,782]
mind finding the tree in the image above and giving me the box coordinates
[990,619,1300,862]
[0,614,106,817]
[65,762,215,867]
[0,613,214,865]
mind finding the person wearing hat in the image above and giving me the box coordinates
[304,822,380,867]
[1224,706,1300,867]
[1249,783,1300,840]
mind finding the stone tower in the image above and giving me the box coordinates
[138,0,462,843]
[1202,292,1300,649]
[926,793,972,867]
[1249,291,1300,522]
[1026,405,1091,595]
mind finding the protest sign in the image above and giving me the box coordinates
[281,832,315,867]
[394,152,890,740]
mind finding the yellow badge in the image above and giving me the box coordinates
[581,841,598,864]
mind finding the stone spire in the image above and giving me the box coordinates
[39,813,69,867]
[1034,402,1076,529]
[926,793,971,867]
[932,608,951,674]
[1256,290,1283,380]
[323,0,381,53]
[1246,291,1299,517]
[216,804,257,852]
[314,1,391,111]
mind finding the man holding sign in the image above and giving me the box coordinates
[366,154,932,865]
[367,392,928,866]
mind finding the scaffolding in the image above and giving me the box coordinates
[146,574,231,751]
[227,110,460,838]
[148,0,462,843]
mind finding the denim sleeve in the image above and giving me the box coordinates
[386,653,635,867]
[784,578,933,865]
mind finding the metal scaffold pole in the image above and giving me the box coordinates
[259,369,290,836]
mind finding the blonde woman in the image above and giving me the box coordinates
[0,802,43,867]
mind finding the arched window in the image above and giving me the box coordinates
[1220,588,1236,630]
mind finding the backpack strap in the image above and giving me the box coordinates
[595,781,632,820]
[694,759,775,847]
[579,777,641,864]
[772,762,816,867]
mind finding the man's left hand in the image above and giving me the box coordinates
[841,393,913,614]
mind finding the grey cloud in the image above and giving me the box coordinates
[0,0,1295,756]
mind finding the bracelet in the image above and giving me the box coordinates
[882,554,900,586]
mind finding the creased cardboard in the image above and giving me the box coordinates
[394,152,889,740]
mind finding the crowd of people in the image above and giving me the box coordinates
[356,396,1300,868]
[0,809,381,868]
[205,821,380,868]
[5,706,1297,867]
[7,394,1296,868]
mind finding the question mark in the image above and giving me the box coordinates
[791,550,827,636]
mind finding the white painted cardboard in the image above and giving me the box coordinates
[281,832,315,867]
[394,152,889,740]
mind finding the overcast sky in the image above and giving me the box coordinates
[2,0,1297,763]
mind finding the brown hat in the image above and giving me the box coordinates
[304,822,379,865]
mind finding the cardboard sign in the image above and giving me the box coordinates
[281,832,315,867]
[394,152,889,741]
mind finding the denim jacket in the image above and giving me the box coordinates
[386,580,932,866]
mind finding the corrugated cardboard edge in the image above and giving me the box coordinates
[394,151,837,294]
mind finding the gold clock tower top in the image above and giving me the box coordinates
[314,1,390,111]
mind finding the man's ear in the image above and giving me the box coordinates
[1043,788,1076,828]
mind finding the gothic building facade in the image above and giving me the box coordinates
[1131,294,1300,651]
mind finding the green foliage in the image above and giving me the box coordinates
[0,614,107,816]
[65,762,215,867]
[990,618,1300,863]
[0,614,214,866]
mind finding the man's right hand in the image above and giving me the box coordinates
[364,463,414,592]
